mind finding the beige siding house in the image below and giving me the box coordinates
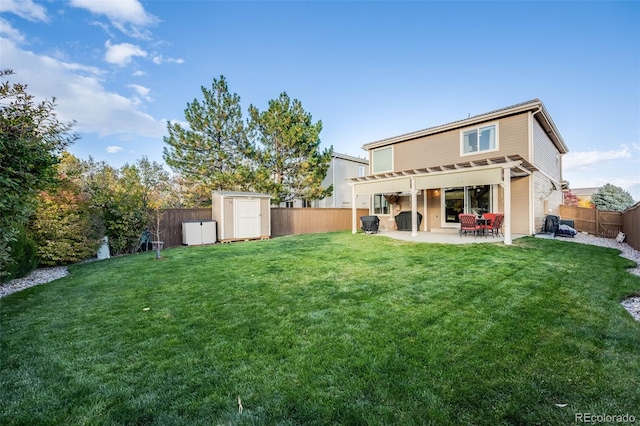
[348,99,568,244]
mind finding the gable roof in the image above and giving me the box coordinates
[332,152,369,164]
[362,99,568,154]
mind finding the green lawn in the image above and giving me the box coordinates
[1,232,639,425]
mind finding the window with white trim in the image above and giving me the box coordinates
[373,194,390,215]
[461,124,498,155]
[372,147,392,173]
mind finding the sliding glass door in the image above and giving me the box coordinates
[443,185,492,225]
[468,185,491,216]
[444,188,464,224]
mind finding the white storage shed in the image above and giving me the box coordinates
[212,191,271,243]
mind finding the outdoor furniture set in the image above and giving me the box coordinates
[459,213,504,238]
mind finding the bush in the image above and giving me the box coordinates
[2,225,39,282]
[30,188,102,266]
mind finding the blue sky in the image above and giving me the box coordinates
[1,0,639,201]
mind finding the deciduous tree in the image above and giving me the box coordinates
[30,153,103,265]
[0,69,78,280]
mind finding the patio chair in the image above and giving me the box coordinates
[138,229,152,252]
[486,214,504,237]
[478,213,495,237]
[459,213,480,237]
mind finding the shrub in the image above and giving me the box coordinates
[3,225,39,281]
[30,186,102,266]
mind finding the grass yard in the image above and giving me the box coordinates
[1,232,639,425]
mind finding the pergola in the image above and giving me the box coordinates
[348,155,537,245]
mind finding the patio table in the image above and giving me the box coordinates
[476,217,490,237]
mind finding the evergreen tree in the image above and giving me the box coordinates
[163,75,251,192]
[591,183,635,211]
[248,92,333,205]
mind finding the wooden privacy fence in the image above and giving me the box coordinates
[559,205,621,238]
[620,202,640,252]
[157,208,211,248]
[157,207,370,248]
[270,208,370,237]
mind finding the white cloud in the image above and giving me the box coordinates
[0,0,48,22]
[1,38,166,139]
[128,84,150,97]
[563,145,633,171]
[128,84,152,104]
[132,70,145,77]
[152,55,185,65]
[0,17,26,43]
[106,146,123,154]
[69,0,157,27]
[104,40,147,66]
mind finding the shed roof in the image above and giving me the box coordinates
[212,191,271,198]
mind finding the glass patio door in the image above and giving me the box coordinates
[444,188,465,224]
[443,185,492,225]
[467,185,491,216]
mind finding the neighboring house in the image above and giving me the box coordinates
[567,187,599,205]
[282,152,370,208]
[316,153,369,208]
[348,99,568,245]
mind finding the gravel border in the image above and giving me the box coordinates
[2,234,639,322]
[1,266,69,298]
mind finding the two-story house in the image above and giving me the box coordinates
[316,153,369,208]
[284,152,370,209]
[348,99,568,245]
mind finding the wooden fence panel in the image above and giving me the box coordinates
[158,208,211,248]
[597,211,623,238]
[621,202,640,251]
[271,208,370,237]
[558,205,622,238]
[559,205,597,234]
[158,207,371,248]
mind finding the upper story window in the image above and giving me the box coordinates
[461,123,498,156]
[358,165,365,177]
[372,146,392,173]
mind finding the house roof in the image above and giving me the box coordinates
[569,187,600,196]
[332,152,369,164]
[362,99,568,154]
[348,154,537,184]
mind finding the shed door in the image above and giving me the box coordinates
[234,199,261,238]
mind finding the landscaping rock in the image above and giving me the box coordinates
[0,266,68,298]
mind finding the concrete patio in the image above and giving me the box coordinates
[369,229,528,245]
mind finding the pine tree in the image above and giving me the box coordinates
[163,75,251,192]
[248,92,333,205]
[591,183,635,211]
